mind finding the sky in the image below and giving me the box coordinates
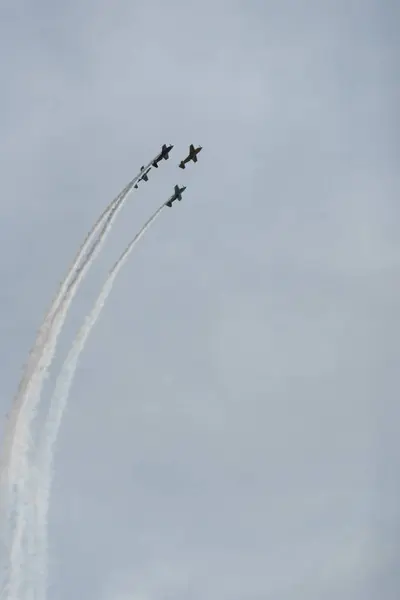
[0,0,399,598]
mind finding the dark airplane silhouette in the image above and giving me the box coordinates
[134,166,151,189]
[179,144,202,169]
[165,185,187,207]
[152,144,174,168]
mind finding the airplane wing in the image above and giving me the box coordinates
[189,144,195,154]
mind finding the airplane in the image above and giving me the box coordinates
[134,166,151,189]
[179,144,202,169]
[152,144,174,168]
[165,185,187,207]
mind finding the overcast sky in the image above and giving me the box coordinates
[1,1,399,599]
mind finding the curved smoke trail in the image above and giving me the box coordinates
[1,178,129,503]
[2,192,130,600]
[0,156,158,600]
[34,203,165,600]
[2,160,155,487]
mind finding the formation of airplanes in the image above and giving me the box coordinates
[134,143,202,205]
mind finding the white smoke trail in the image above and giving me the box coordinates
[0,157,158,600]
[1,195,128,600]
[1,164,151,489]
[35,203,165,600]
[1,180,128,508]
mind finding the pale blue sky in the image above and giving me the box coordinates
[0,1,399,598]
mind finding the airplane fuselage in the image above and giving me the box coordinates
[165,185,186,207]
[179,145,202,169]
[153,144,174,167]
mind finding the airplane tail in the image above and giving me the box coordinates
[166,201,172,208]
